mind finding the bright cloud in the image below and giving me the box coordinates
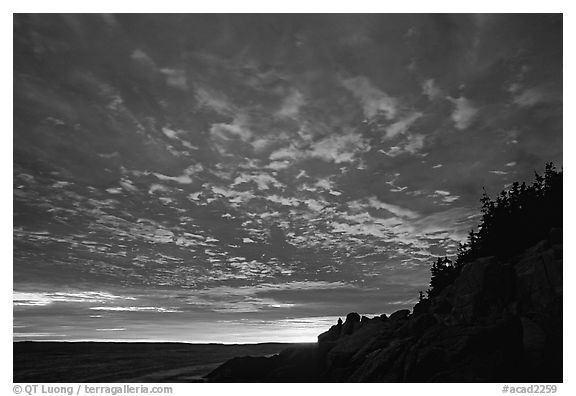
[512,87,545,107]
[422,79,442,100]
[277,89,305,118]
[448,96,479,130]
[384,112,423,140]
[342,76,398,120]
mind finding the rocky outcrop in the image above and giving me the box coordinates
[205,344,319,382]
[205,230,562,382]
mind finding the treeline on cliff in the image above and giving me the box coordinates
[425,162,562,299]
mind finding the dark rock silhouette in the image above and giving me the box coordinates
[205,166,562,382]
[205,344,319,382]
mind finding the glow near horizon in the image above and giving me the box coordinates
[14,315,387,344]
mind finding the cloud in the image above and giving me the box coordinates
[195,87,236,116]
[448,96,479,130]
[396,207,476,243]
[210,119,253,142]
[308,132,370,163]
[251,138,275,154]
[384,112,423,140]
[232,172,284,190]
[422,79,442,100]
[131,49,156,67]
[512,87,545,107]
[379,133,426,157]
[432,190,460,203]
[161,127,198,150]
[14,291,136,307]
[149,183,171,194]
[341,76,398,120]
[508,82,551,108]
[153,164,203,185]
[90,306,181,313]
[160,68,188,90]
[210,115,255,155]
[96,328,127,331]
[403,134,426,154]
[209,185,256,206]
[365,197,419,219]
[266,194,300,207]
[331,222,388,238]
[276,89,305,118]
[269,131,369,164]
[266,160,291,170]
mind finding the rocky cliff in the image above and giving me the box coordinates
[205,228,562,382]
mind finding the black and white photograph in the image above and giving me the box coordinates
[12,11,564,386]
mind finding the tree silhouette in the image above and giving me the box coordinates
[422,162,562,298]
[426,256,457,298]
[457,162,562,264]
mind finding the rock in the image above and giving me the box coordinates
[346,312,361,322]
[515,243,562,314]
[397,313,438,338]
[318,323,343,359]
[318,324,341,344]
[473,261,516,319]
[548,227,562,246]
[206,345,320,382]
[205,355,281,382]
[269,345,320,381]
[342,312,361,335]
[521,316,547,362]
[401,315,524,382]
[431,296,453,315]
[348,338,413,382]
[324,318,386,374]
[451,257,493,322]
[412,298,430,316]
[389,309,410,322]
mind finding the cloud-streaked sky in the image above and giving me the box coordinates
[13,14,562,343]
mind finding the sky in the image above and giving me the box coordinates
[13,14,563,343]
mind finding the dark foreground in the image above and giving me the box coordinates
[14,342,301,382]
